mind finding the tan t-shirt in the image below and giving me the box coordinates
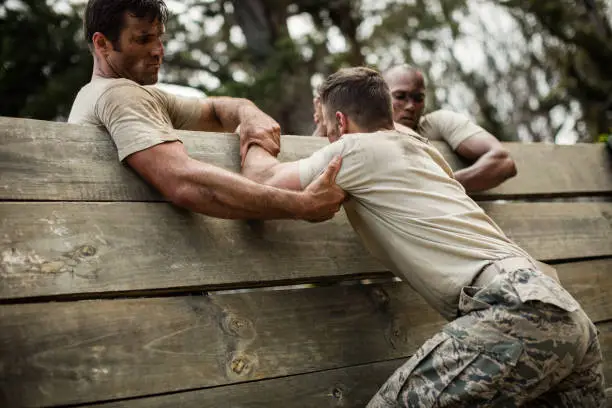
[68,77,203,161]
[418,110,490,150]
[298,129,532,320]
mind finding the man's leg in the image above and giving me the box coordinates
[523,330,605,407]
[367,270,605,407]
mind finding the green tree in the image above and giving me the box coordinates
[0,0,91,120]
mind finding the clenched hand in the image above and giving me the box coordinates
[300,156,347,222]
[238,106,281,164]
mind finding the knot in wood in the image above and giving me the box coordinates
[77,245,97,257]
[332,387,343,399]
[222,314,254,339]
[371,287,389,306]
[229,354,255,377]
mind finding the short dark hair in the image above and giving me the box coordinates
[84,0,169,49]
[318,67,394,131]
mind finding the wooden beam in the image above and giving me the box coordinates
[1,281,610,408]
[1,117,611,201]
[84,359,404,408]
[1,202,611,300]
[81,324,612,408]
[0,283,442,407]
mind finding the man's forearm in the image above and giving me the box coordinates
[454,149,517,192]
[208,97,258,132]
[172,158,305,220]
[242,145,281,184]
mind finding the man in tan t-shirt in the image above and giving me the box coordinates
[242,67,604,407]
[68,0,345,222]
[382,64,517,192]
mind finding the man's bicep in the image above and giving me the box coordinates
[455,132,502,160]
[195,99,225,131]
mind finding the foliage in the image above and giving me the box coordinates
[0,0,91,121]
[1,0,610,141]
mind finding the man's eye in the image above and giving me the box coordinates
[411,94,425,103]
[394,93,406,100]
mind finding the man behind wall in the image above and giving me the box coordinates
[242,67,604,407]
[384,64,517,192]
[68,0,345,222]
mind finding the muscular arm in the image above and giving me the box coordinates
[126,142,342,220]
[242,145,302,190]
[198,97,281,159]
[453,133,517,192]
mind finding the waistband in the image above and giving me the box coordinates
[473,256,559,288]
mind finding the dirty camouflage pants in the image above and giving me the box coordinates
[367,268,605,407]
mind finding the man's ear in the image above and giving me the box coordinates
[92,32,113,55]
[335,112,348,135]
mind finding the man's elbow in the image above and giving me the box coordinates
[491,147,517,180]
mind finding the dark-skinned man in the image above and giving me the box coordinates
[383,64,517,192]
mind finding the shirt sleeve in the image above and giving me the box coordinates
[419,110,489,150]
[95,83,181,161]
[147,86,203,130]
[297,136,368,192]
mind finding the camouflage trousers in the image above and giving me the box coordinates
[367,268,605,407]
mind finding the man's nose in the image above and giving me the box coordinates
[151,39,164,57]
[404,99,415,111]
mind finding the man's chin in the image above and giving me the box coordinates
[399,119,416,129]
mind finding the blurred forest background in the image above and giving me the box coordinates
[1,0,611,143]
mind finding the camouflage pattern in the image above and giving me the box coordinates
[367,268,606,407]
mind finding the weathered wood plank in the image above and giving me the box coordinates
[88,359,403,408]
[1,202,611,300]
[556,259,612,323]
[1,282,610,408]
[1,117,611,201]
[0,283,443,407]
[82,323,612,408]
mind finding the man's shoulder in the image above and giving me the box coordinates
[68,78,143,125]
[419,109,470,128]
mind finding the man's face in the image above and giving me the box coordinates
[106,14,165,85]
[387,71,425,129]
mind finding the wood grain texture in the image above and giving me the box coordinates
[1,281,610,408]
[1,201,611,300]
[83,324,612,408]
[2,117,611,201]
[88,359,404,408]
[556,259,612,323]
[0,283,443,407]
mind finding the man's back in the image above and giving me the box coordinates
[298,130,530,319]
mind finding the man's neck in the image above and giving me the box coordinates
[91,57,122,81]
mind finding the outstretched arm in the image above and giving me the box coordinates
[453,134,517,192]
[242,145,303,190]
[126,142,344,221]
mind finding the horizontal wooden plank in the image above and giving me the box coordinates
[556,259,612,323]
[0,283,443,407]
[1,202,611,300]
[1,117,611,201]
[1,280,610,408]
[85,322,612,408]
[89,359,403,408]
